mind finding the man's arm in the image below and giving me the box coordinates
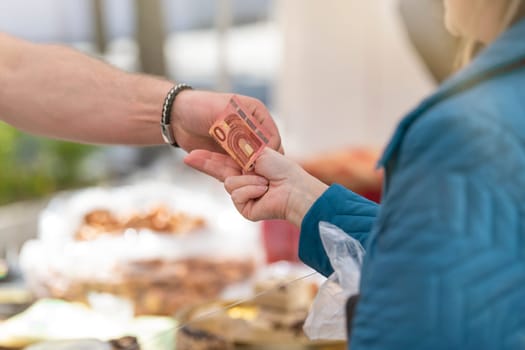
[0,33,282,152]
[0,33,170,145]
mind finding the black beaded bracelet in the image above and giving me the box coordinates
[160,83,193,148]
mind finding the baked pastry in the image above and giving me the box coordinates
[253,278,317,312]
[108,336,140,350]
[75,206,206,241]
[176,326,233,350]
[39,258,255,316]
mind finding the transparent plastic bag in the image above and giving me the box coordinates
[303,221,365,341]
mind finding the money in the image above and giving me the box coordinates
[209,96,270,171]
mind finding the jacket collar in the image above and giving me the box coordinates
[378,19,525,168]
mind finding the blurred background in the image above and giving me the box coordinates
[0,0,463,347]
[0,0,460,322]
[0,0,461,266]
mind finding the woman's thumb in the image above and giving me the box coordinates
[254,147,291,175]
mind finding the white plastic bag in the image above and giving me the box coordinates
[303,221,365,341]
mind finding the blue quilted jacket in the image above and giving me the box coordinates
[299,19,525,349]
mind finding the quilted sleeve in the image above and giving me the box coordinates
[299,184,379,277]
[350,112,525,350]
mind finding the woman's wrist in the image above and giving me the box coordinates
[286,173,328,227]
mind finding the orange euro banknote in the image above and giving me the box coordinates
[209,96,271,171]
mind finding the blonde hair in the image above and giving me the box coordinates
[456,0,525,68]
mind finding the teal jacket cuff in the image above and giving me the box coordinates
[299,184,379,277]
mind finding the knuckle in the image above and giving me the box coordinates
[224,178,233,193]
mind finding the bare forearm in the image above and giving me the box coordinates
[0,33,171,145]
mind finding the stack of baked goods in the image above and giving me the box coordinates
[20,183,261,316]
[176,263,345,349]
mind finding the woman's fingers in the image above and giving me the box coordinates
[224,175,268,194]
[184,150,241,181]
[231,185,269,205]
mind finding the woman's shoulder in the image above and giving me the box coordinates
[397,69,525,175]
[440,67,524,124]
[412,66,523,136]
[380,63,525,169]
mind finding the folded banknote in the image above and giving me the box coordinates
[209,96,270,171]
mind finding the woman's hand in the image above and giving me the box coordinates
[185,148,328,226]
[173,90,283,154]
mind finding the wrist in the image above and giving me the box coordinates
[162,83,193,148]
[170,87,193,131]
[286,173,328,227]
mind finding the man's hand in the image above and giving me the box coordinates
[172,90,283,154]
[0,33,283,153]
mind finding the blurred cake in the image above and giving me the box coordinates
[176,326,233,350]
[41,258,255,316]
[175,269,332,349]
[253,277,317,312]
[75,206,206,241]
[21,184,261,317]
